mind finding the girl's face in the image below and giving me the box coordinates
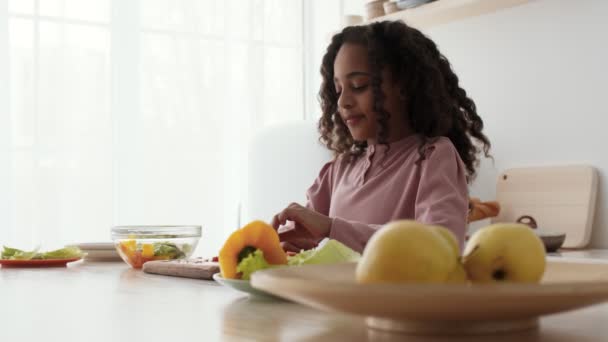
[333,43,410,144]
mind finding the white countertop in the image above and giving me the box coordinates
[548,249,608,263]
[2,260,608,341]
[552,248,608,258]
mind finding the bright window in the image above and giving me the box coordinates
[2,0,307,255]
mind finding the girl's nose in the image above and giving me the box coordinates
[337,90,353,109]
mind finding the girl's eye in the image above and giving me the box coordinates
[352,84,368,92]
[334,84,367,96]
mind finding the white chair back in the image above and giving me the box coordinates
[245,120,332,224]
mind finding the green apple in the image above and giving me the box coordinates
[462,223,546,283]
[356,220,463,284]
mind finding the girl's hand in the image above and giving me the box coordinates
[271,203,332,242]
[280,239,318,253]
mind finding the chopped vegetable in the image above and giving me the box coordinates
[287,239,361,266]
[142,244,154,258]
[117,240,191,268]
[216,220,361,281]
[40,246,85,259]
[236,249,271,280]
[1,246,84,260]
[227,239,360,280]
[153,242,185,259]
[219,220,287,279]
[1,246,37,259]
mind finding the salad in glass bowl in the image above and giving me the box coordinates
[111,225,201,269]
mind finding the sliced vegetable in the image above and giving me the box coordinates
[219,220,287,279]
[236,249,271,280]
[153,242,185,259]
[1,246,40,260]
[117,240,190,268]
[1,245,84,260]
[142,244,154,258]
[40,246,85,259]
[120,240,136,255]
[287,239,360,266]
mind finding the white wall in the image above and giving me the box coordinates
[304,0,344,120]
[333,0,608,247]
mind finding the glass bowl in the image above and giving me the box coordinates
[111,225,201,269]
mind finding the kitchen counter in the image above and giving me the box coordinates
[1,260,608,342]
[550,248,608,261]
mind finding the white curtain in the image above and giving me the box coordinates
[1,0,310,256]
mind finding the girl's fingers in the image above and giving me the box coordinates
[280,241,301,253]
[271,207,292,229]
[272,203,306,232]
[279,206,298,223]
[290,238,318,250]
[280,239,318,253]
[271,214,281,229]
[287,202,302,209]
[278,226,311,242]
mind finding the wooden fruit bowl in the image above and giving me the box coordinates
[251,260,608,335]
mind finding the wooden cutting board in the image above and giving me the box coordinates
[492,165,598,248]
[142,258,219,280]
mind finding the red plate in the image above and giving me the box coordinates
[0,258,82,268]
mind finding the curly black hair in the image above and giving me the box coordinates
[318,20,491,182]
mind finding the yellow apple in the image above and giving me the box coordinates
[446,262,468,283]
[432,224,460,257]
[356,220,463,284]
[462,223,546,283]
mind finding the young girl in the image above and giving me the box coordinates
[271,21,490,253]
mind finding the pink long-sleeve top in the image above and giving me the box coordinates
[306,134,469,253]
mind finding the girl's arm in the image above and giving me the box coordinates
[413,142,469,248]
[328,218,382,253]
[305,161,333,215]
[283,152,377,254]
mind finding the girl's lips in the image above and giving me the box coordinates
[345,115,365,126]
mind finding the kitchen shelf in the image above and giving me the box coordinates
[369,0,531,29]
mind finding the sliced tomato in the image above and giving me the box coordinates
[130,250,143,268]
[140,256,156,265]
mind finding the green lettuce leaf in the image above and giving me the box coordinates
[1,246,23,259]
[236,249,271,280]
[153,242,186,259]
[2,245,84,260]
[41,246,85,259]
[287,239,360,266]
[1,246,40,260]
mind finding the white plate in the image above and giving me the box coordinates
[212,273,278,299]
[251,261,608,335]
[65,242,121,261]
[82,249,122,261]
[68,242,115,251]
